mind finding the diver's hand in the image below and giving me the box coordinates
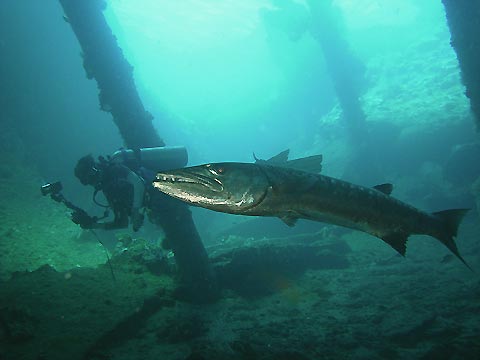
[71,210,97,229]
[131,208,144,232]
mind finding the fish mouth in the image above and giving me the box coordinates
[154,171,224,192]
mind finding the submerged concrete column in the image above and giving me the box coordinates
[60,0,162,149]
[60,0,218,302]
[307,0,382,181]
[442,0,480,129]
[307,0,368,145]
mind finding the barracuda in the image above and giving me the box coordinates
[153,161,471,269]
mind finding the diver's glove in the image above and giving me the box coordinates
[71,210,97,229]
[131,207,144,232]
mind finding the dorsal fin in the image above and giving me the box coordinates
[254,150,323,174]
[285,154,323,174]
[254,150,290,164]
[373,183,393,195]
[266,149,290,164]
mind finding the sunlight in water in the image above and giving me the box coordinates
[105,0,279,132]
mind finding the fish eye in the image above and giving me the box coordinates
[217,167,224,174]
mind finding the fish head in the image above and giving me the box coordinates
[153,162,270,213]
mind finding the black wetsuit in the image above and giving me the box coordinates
[100,163,134,229]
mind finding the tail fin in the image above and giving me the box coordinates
[433,209,472,271]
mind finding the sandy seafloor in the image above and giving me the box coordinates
[0,159,479,359]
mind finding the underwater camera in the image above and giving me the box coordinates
[41,181,63,196]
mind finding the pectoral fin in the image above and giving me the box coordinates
[373,183,393,195]
[279,215,298,227]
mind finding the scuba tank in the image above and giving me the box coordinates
[111,146,188,172]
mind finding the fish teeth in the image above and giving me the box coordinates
[157,174,194,183]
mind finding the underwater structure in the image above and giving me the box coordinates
[442,0,480,129]
[306,0,382,182]
[1,1,480,359]
[59,0,218,302]
[59,0,161,149]
[307,0,368,144]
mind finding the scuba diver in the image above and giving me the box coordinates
[47,146,218,302]
[72,147,188,232]
[73,154,144,231]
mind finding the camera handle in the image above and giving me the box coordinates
[50,192,109,221]
[48,192,115,281]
